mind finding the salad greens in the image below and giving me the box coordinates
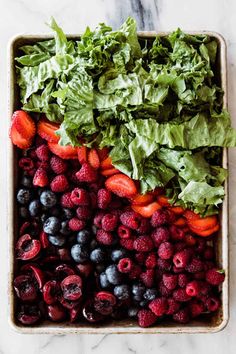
[15,17,236,215]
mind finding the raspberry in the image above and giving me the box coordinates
[173,308,190,323]
[60,192,74,208]
[138,309,157,328]
[173,265,185,274]
[120,211,142,230]
[33,168,48,187]
[149,297,168,316]
[19,157,34,171]
[156,258,171,271]
[186,280,201,296]
[206,268,225,285]
[178,274,189,288]
[68,218,86,231]
[101,213,118,231]
[50,155,67,174]
[151,227,170,246]
[68,170,79,184]
[50,175,69,193]
[136,218,151,234]
[36,161,50,170]
[76,206,92,220]
[133,235,154,252]
[117,258,133,273]
[189,300,204,318]
[158,281,173,297]
[96,229,113,245]
[174,242,186,252]
[205,296,220,312]
[35,144,50,161]
[140,269,155,288]
[173,249,192,268]
[186,258,204,273]
[71,188,90,206]
[166,298,180,315]
[120,238,134,250]
[118,225,132,239]
[128,264,142,279]
[145,253,157,269]
[158,242,174,260]
[173,289,191,302]
[135,252,147,265]
[97,188,112,209]
[170,225,185,241]
[76,162,97,183]
[203,246,214,260]
[151,209,169,227]
[162,274,178,290]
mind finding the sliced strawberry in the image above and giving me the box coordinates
[189,223,220,237]
[100,156,113,170]
[105,173,137,198]
[38,117,60,143]
[184,210,200,221]
[132,202,161,218]
[170,206,185,215]
[101,168,120,176]
[157,195,170,206]
[77,146,88,164]
[9,124,32,149]
[97,147,109,161]
[188,215,218,231]
[131,193,154,206]
[88,149,100,169]
[48,142,78,160]
[173,217,186,227]
[12,110,36,140]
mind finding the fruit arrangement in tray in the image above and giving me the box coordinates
[10,18,235,327]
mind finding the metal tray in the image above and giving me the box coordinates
[8,31,229,334]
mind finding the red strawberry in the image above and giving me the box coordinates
[10,123,32,149]
[105,173,137,198]
[76,163,97,183]
[37,117,60,143]
[12,110,36,140]
[132,202,161,218]
[48,142,78,160]
[100,156,113,170]
[33,168,49,187]
[97,147,109,161]
[88,149,100,169]
[77,146,88,164]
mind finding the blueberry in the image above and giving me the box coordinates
[71,244,89,263]
[29,200,41,217]
[143,288,158,301]
[105,265,123,285]
[43,217,61,234]
[99,272,110,288]
[40,190,57,208]
[20,175,32,188]
[19,207,29,218]
[114,284,130,300]
[77,230,91,244]
[132,283,145,298]
[90,248,106,263]
[48,234,66,247]
[60,221,71,236]
[17,189,32,205]
[62,208,74,220]
[128,307,139,318]
[111,248,128,262]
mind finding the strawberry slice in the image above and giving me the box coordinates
[48,142,78,160]
[131,193,154,206]
[12,110,36,140]
[169,206,185,215]
[38,117,60,143]
[77,146,88,164]
[188,215,218,231]
[9,123,32,149]
[97,147,109,161]
[184,210,200,221]
[157,195,170,206]
[105,173,137,198]
[100,156,113,170]
[173,217,186,227]
[132,202,161,218]
[88,148,100,169]
[189,223,219,237]
[101,168,120,176]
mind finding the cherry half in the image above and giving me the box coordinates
[14,275,38,302]
[61,275,83,301]
[16,234,41,260]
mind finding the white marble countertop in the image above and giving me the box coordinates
[1,0,236,353]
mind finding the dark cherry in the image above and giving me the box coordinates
[19,221,40,237]
[76,263,93,278]
[94,291,116,315]
[57,248,72,262]
[42,280,61,305]
[59,297,81,310]
[61,275,83,301]
[39,231,50,249]
[70,306,81,322]
[47,303,66,322]
[82,300,105,323]
[20,264,45,290]
[55,264,76,280]
[16,234,41,261]
[14,275,38,302]
[17,305,41,325]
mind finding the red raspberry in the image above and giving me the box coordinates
[158,242,174,260]
[178,274,190,288]
[117,258,133,273]
[156,258,172,271]
[162,274,178,290]
[96,229,113,245]
[186,280,201,296]
[158,281,173,297]
[186,258,204,273]
[203,246,214,260]
[36,161,50,170]
[170,225,185,241]
[173,265,185,274]
[205,296,220,312]
[149,297,168,316]
[97,188,112,209]
[19,157,34,171]
[76,162,97,183]
[29,149,37,159]
[174,242,186,252]
[151,209,169,227]
[136,218,151,234]
[71,188,90,206]
[120,211,142,230]
[118,225,132,239]
[33,168,48,187]
[68,169,79,184]
[173,289,191,302]
[138,309,157,328]
[133,235,154,252]
[151,227,170,246]
[145,253,157,269]
[189,300,204,318]
[60,192,74,208]
[173,249,192,268]
[68,218,86,231]
[50,155,67,174]
[50,175,69,193]
[140,269,155,287]
[166,298,180,315]
[120,238,134,250]
[76,206,92,220]
[101,213,118,231]
[173,308,190,323]
[135,252,147,265]
[35,144,50,161]
[206,268,225,285]
[93,211,106,228]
